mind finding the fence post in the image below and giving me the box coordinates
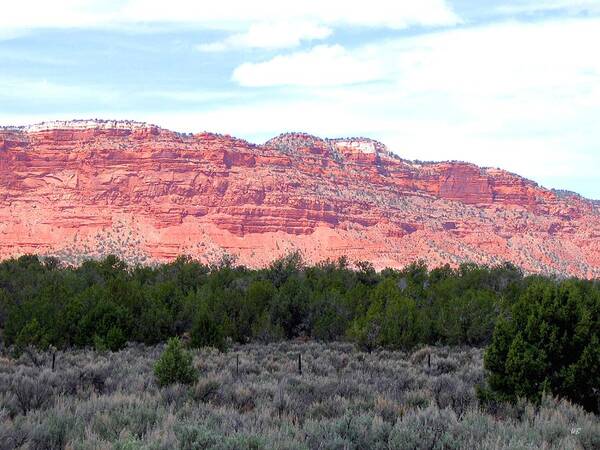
[298,353,302,375]
[236,354,239,377]
[427,353,431,369]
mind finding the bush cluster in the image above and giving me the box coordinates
[1,253,525,354]
[484,278,600,413]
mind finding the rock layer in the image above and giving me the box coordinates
[1,120,599,277]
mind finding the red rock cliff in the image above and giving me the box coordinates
[1,120,598,278]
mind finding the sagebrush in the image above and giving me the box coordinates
[1,342,598,449]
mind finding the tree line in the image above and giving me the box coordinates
[1,252,598,412]
[0,253,522,352]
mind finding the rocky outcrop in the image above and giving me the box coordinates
[0,120,598,278]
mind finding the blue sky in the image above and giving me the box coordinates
[1,1,599,198]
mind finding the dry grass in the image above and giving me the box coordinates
[0,342,598,449]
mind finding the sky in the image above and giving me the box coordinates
[0,1,599,198]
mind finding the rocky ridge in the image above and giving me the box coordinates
[0,120,598,277]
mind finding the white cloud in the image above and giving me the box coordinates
[1,0,459,31]
[390,19,600,96]
[222,17,600,194]
[2,1,459,51]
[138,90,242,103]
[232,45,385,87]
[122,0,459,30]
[495,0,600,15]
[0,1,104,30]
[198,22,332,51]
[0,77,117,103]
[235,18,600,92]
[0,30,25,41]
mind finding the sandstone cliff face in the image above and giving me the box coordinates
[1,121,598,277]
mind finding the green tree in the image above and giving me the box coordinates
[238,280,274,341]
[154,337,198,387]
[190,306,226,351]
[104,326,127,352]
[267,251,303,288]
[311,290,351,341]
[0,288,10,331]
[437,289,497,345]
[270,277,310,338]
[14,318,50,356]
[382,296,421,350]
[484,280,600,413]
[348,279,396,351]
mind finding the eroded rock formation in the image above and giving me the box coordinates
[1,120,598,277]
